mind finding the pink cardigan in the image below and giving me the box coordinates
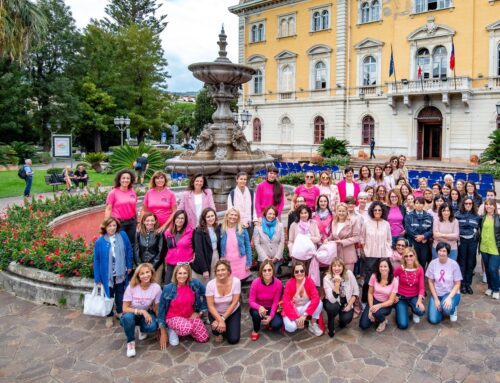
[330,219,360,265]
[178,189,215,228]
[337,180,360,204]
[282,277,320,320]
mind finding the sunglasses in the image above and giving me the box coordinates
[464,202,473,205]
[305,175,314,179]
[321,176,330,179]
[263,269,273,273]
[403,254,415,258]
[373,209,382,212]
[294,269,305,274]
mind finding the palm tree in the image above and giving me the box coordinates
[0,0,47,62]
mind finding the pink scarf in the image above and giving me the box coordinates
[298,220,311,235]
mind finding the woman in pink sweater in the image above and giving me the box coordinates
[164,210,194,284]
[282,261,323,336]
[432,204,459,261]
[331,203,360,272]
[394,247,425,329]
[255,166,285,220]
[248,260,283,341]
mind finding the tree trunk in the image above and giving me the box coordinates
[94,131,102,152]
[137,129,145,144]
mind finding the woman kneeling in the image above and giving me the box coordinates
[248,259,284,341]
[282,261,323,337]
[121,263,161,357]
[359,258,398,333]
[426,242,462,324]
[158,264,209,348]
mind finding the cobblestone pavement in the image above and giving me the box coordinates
[1,276,500,383]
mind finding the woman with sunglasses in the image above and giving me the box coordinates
[360,201,392,303]
[292,171,320,211]
[141,171,177,234]
[323,258,358,337]
[254,206,285,274]
[394,247,425,329]
[317,171,340,211]
[164,210,194,285]
[432,204,459,261]
[383,161,395,191]
[390,237,408,268]
[282,261,323,336]
[359,258,398,332]
[358,165,376,193]
[248,259,284,341]
[337,167,360,204]
[387,190,406,246]
[456,197,480,295]
[479,199,500,300]
[331,203,360,273]
[255,166,285,222]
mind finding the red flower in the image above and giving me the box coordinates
[54,249,60,255]
[29,260,34,266]
[75,255,81,260]
[45,256,52,262]
[59,274,65,278]
[38,195,44,199]
[19,258,24,264]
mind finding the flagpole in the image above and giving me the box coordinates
[415,40,424,92]
[451,36,457,90]
[392,45,398,93]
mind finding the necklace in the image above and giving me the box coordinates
[403,267,417,287]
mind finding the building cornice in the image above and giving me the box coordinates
[229,0,305,16]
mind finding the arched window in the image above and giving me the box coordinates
[251,25,258,42]
[253,69,263,94]
[281,65,292,92]
[371,0,380,21]
[417,48,430,79]
[321,10,329,29]
[313,11,321,31]
[432,46,447,78]
[362,115,375,145]
[314,61,327,89]
[280,19,288,37]
[288,17,295,35]
[281,116,292,142]
[361,2,370,23]
[253,118,261,142]
[314,116,325,144]
[258,24,264,41]
[362,56,377,86]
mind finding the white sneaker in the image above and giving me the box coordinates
[492,292,500,300]
[138,331,148,340]
[412,314,420,324]
[449,310,458,322]
[483,272,487,283]
[307,322,323,337]
[485,289,493,296]
[168,328,179,346]
[126,341,136,357]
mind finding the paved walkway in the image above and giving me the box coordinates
[0,273,499,383]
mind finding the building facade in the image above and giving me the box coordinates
[229,0,500,161]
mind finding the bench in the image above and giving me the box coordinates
[44,175,93,192]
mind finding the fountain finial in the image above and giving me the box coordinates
[216,24,231,63]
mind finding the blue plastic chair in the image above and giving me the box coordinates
[467,173,480,183]
[455,172,467,181]
[481,174,494,185]
[408,170,420,179]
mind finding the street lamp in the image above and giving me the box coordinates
[240,110,252,129]
[232,112,239,125]
[114,116,131,146]
[496,101,500,116]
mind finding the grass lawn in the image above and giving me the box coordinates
[0,169,116,198]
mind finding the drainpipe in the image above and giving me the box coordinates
[345,0,351,145]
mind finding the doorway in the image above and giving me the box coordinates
[416,107,442,160]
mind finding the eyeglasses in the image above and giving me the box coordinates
[464,202,473,205]
[373,209,382,212]
[390,195,398,199]
[403,254,415,258]
[305,176,314,179]
[262,269,273,273]
[294,269,305,274]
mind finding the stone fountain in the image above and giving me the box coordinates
[166,27,273,209]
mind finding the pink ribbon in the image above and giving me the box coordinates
[438,269,445,283]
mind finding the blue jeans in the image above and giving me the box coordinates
[427,293,461,324]
[249,308,283,333]
[481,252,500,293]
[107,279,125,316]
[359,299,393,330]
[24,176,32,197]
[395,295,425,329]
[120,312,158,342]
[432,247,458,261]
[457,238,478,287]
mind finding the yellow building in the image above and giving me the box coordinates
[229,0,500,161]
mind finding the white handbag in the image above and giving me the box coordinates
[83,284,114,317]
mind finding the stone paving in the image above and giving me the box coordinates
[1,275,500,383]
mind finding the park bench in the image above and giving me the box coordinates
[44,175,93,192]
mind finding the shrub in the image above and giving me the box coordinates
[477,163,500,179]
[85,152,106,173]
[0,145,19,166]
[110,143,165,179]
[8,141,37,164]
[157,149,183,161]
[323,155,350,167]
[318,137,349,157]
[37,152,51,164]
[481,129,500,163]
[46,167,64,175]
[280,172,307,186]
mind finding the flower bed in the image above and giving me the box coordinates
[0,190,109,278]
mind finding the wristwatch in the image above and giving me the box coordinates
[220,315,225,321]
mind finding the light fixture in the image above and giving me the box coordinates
[359,91,365,100]
[114,116,131,146]
[401,79,409,85]
[496,101,500,116]
[233,112,239,124]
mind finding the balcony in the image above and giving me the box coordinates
[488,76,500,89]
[279,92,293,100]
[358,85,383,97]
[387,76,472,114]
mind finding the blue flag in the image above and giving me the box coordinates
[389,46,394,77]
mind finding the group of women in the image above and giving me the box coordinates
[93,160,499,357]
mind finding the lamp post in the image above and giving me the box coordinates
[496,101,500,116]
[114,116,131,146]
[240,110,252,129]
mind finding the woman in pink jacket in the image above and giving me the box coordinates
[255,166,285,220]
[178,174,215,228]
[337,167,360,204]
[330,203,360,272]
[164,210,194,284]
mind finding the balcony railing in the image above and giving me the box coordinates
[279,92,293,100]
[387,76,471,95]
[489,76,500,88]
[358,85,382,97]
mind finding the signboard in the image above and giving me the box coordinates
[52,134,72,158]
[161,131,167,143]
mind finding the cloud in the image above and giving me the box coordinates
[65,0,239,92]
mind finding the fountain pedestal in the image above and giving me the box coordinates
[166,27,273,209]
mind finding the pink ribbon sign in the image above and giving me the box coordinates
[438,269,445,283]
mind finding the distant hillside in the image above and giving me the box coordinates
[171,91,198,97]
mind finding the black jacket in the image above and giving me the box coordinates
[479,214,500,253]
[192,226,221,275]
[134,231,165,269]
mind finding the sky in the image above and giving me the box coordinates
[65,0,239,92]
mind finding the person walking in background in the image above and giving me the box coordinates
[370,137,375,159]
[22,159,34,198]
[133,153,149,187]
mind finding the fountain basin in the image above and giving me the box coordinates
[166,156,273,176]
[188,62,255,85]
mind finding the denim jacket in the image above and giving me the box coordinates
[157,279,207,328]
[404,210,433,241]
[220,227,252,266]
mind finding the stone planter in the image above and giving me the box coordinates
[0,262,93,308]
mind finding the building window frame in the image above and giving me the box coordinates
[247,55,266,96]
[307,44,332,94]
[275,50,297,99]
[279,116,294,144]
[278,12,296,38]
[359,0,381,24]
[310,4,331,32]
[253,69,263,95]
[362,56,377,86]
[414,0,452,14]
[313,116,325,144]
[252,118,262,142]
[249,20,266,43]
[362,115,375,145]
